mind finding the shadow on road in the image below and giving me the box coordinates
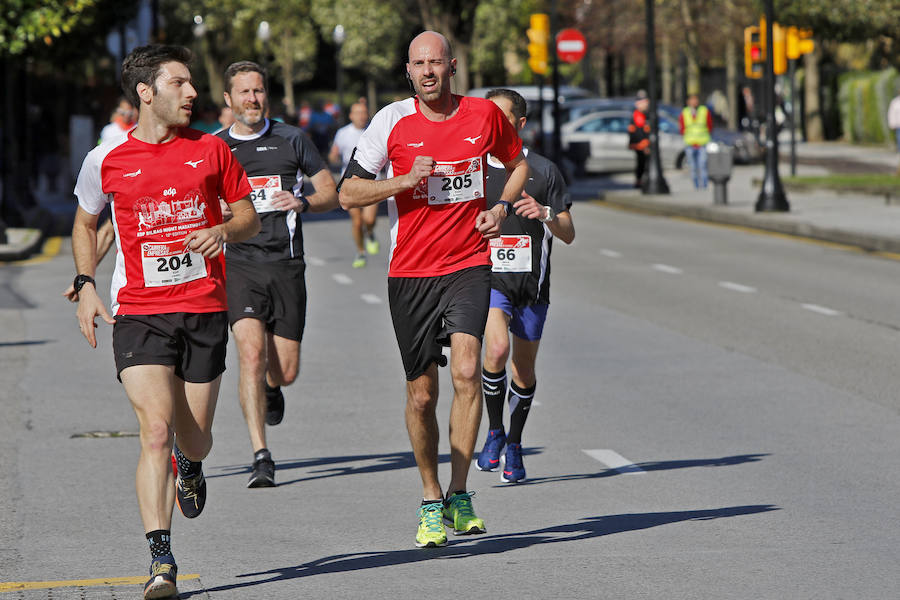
[184,504,779,597]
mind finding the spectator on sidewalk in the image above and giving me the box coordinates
[888,90,900,174]
[627,90,650,189]
[679,93,713,189]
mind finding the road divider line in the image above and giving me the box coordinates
[0,574,200,592]
[652,263,683,275]
[600,249,622,258]
[583,449,645,474]
[718,281,757,294]
[307,256,325,267]
[332,273,353,285]
[360,293,382,305]
[801,303,841,317]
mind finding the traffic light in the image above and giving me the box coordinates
[787,27,814,60]
[772,22,787,75]
[527,13,549,76]
[744,25,763,79]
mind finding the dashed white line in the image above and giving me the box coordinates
[801,303,841,317]
[332,273,353,285]
[718,281,757,294]
[600,249,622,258]
[583,449,645,474]
[652,263,683,275]
[360,293,382,305]
[306,256,325,267]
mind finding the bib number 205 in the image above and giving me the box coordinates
[441,174,472,191]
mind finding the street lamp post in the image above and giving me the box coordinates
[643,0,669,194]
[755,0,789,211]
[333,25,345,120]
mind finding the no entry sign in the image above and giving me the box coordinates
[556,29,587,64]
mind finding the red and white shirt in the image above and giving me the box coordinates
[74,128,252,315]
[353,95,522,277]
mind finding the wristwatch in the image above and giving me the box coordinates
[73,274,95,293]
[298,197,310,213]
[539,206,556,223]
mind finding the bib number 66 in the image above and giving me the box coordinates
[495,248,516,261]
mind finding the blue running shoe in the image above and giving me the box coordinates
[143,554,177,599]
[476,428,506,472]
[501,442,526,483]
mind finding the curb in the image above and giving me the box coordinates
[601,193,900,255]
[0,228,44,262]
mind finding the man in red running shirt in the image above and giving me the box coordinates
[339,30,529,548]
[71,45,259,599]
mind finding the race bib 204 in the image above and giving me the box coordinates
[141,240,207,287]
[427,157,484,205]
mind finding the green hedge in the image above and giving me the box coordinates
[837,68,898,144]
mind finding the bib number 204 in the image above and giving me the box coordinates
[441,174,472,191]
[156,253,194,272]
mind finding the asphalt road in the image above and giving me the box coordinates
[2,201,900,598]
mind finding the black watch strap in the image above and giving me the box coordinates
[73,274,95,293]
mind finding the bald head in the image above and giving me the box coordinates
[406,30,456,107]
[408,31,452,62]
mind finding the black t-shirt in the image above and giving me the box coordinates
[217,119,326,263]
[485,150,571,306]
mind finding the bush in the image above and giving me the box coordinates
[837,68,898,145]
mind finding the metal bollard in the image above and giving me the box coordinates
[706,142,734,205]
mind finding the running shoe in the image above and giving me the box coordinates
[352,253,366,268]
[175,470,206,519]
[143,555,177,599]
[365,237,380,255]
[476,428,506,472]
[501,442,526,483]
[247,449,276,488]
[415,502,448,548]
[265,384,285,426]
[443,491,486,535]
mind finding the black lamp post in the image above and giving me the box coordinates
[755,0,789,211]
[333,25,345,119]
[643,0,669,194]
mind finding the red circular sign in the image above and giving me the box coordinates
[556,29,587,64]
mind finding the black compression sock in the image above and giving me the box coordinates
[482,368,507,431]
[506,381,536,445]
[173,443,202,477]
[146,529,172,559]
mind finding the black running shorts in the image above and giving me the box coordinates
[388,265,492,381]
[112,312,228,383]
[226,259,307,342]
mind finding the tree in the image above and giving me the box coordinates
[0,0,101,55]
[415,0,480,93]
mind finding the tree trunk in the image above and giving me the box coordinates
[279,36,296,119]
[201,35,224,106]
[679,0,701,95]
[367,77,377,112]
[725,38,738,129]
[452,40,470,94]
[804,45,824,141]
[661,35,672,104]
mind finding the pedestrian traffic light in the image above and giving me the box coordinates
[787,27,814,60]
[744,25,763,79]
[527,13,549,76]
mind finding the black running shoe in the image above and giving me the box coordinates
[175,470,206,518]
[247,449,276,488]
[143,554,177,599]
[265,384,285,426]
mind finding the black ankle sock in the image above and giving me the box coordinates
[146,529,171,559]
[482,368,507,431]
[506,381,536,445]
[173,443,202,477]
[254,448,272,462]
[265,382,281,396]
[422,498,442,506]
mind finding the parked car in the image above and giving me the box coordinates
[561,110,686,174]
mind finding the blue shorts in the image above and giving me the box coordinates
[489,289,549,341]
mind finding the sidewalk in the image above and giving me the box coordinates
[600,141,900,254]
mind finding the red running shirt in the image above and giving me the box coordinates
[74,128,252,315]
[352,96,523,277]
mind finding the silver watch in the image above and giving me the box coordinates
[539,206,556,223]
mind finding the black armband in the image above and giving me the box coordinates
[336,149,377,192]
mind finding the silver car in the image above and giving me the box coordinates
[561,110,686,173]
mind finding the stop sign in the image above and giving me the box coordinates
[556,29,587,64]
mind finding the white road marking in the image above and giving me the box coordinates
[718,281,757,294]
[332,273,353,285]
[583,449,645,474]
[801,303,841,317]
[652,263,683,275]
[360,293,382,305]
[306,256,325,267]
[600,249,622,258]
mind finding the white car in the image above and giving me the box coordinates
[561,110,686,173]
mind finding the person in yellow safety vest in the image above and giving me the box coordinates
[679,93,713,189]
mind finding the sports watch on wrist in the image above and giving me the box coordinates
[539,206,556,223]
[73,274,95,293]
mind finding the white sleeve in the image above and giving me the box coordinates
[353,99,416,176]
[73,145,112,215]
